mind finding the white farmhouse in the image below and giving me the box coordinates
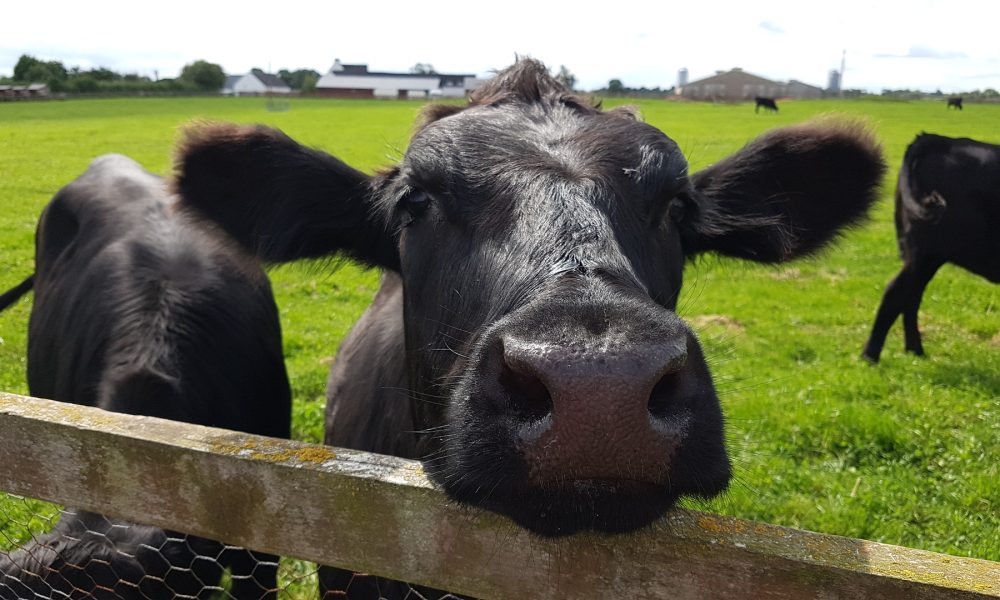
[315,59,483,99]
[221,69,292,96]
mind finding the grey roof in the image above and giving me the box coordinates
[438,74,473,85]
[251,69,290,89]
[329,60,473,81]
[687,68,779,87]
[788,79,823,91]
[334,70,475,80]
[1,83,48,91]
[339,63,369,74]
[222,75,242,90]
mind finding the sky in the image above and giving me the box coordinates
[3,0,999,93]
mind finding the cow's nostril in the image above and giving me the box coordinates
[648,368,682,419]
[499,362,553,422]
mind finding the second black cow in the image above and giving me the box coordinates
[863,133,999,362]
[0,154,291,600]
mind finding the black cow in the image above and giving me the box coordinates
[174,58,883,538]
[947,97,963,110]
[0,511,243,600]
[0,154,291,599]
[863,133,999,362]
[755,96,778,113]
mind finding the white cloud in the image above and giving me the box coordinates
[759,21,785,34]
[876,46,968,60]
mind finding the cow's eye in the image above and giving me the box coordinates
[667,197,686,222]
[399,189,431,224]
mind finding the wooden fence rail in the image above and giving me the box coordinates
[0,392,997,599]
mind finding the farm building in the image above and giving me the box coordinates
[315,59,483,99]
[0,83,50,100]
[221,69,292,96]
[677,68,822,101]
[787,79,824,99]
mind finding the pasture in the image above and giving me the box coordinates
[0,94,997,573]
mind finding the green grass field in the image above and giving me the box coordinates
[1,96,997,578]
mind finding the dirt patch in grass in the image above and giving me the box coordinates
[690,314,746,334]
[769,267,801,280]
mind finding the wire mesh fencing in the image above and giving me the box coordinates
[0,495,469,600]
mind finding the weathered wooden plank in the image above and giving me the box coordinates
[0,391,997,599]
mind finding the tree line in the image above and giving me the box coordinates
[596,77,999,100]
[2,55,320,94]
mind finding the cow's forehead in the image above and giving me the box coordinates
[403,102,688,196]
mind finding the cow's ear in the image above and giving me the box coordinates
[680,120,885,262]
[173,123,399,270]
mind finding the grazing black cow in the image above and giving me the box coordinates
[755,96,778,113]
[0,154,291,600]
[863,133,999,362]
[947,97,963,110]
[175,59,884,538]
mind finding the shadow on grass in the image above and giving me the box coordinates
[926,359,1000,398]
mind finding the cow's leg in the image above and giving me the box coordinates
[862,260,941,362]
[316,276,461,600]
[901,261,942,356]
[226,549,279,600]
[862,269,907,362]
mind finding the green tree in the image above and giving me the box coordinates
[554,65,576,90]
[12,55,37,80]
[410,63,436,75]
[70,75,99,93]
[608,79,625,95]
[179,60,226,91]
[13,54,67,84]
[301,73,318,93]
[278,68,321,90]
[88,67,120,82]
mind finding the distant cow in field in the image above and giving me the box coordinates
[755,96,779,112]
[947,97,963,110]
[863,133,1000,362]
[0,155,291,600]
[176,59,884,538]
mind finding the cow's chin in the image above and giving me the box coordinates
[477,480,681,537]
[425,460,685,537]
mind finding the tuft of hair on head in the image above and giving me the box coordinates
[471,58,561,105]
[472,58,601,111]
[417,58,621,130]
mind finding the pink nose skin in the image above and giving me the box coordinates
[501,335,689,486]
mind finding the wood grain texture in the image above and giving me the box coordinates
[1,392,997,599]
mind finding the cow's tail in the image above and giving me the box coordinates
[898,149,948,226]
[915,190,947,222]
[0,275,34,312]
